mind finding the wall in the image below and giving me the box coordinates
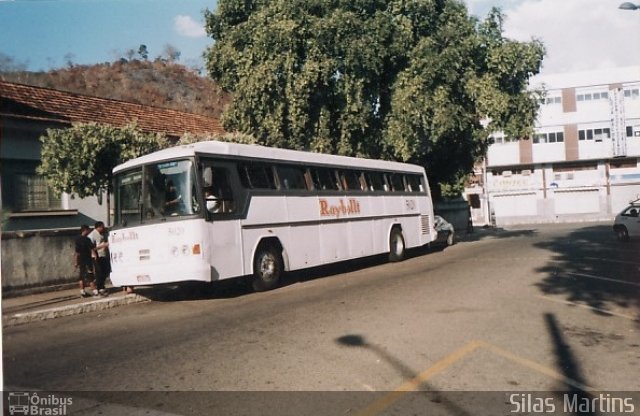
[2,230,78,292]
[434,199,471,234]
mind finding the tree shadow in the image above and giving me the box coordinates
[533,225,640,323]
[544,313,595,416]
[335,334,475,415]
[458,226,538,243]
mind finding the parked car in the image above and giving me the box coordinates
[433,215,455,247]
[613,200,640,241]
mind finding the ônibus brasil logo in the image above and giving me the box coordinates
[7,392,72,416]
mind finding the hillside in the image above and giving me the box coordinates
[0,60,229,118]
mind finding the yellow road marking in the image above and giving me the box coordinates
[477,340,594,393]
[357,340,595,416]
[356,340,483,416]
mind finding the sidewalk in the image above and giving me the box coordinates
[2,284,149,327]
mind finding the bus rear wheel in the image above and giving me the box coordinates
[388,227,405,262]
[252,245,283,292]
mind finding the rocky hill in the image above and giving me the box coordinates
[0,59,229,118]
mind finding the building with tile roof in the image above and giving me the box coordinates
[1,80,225,232]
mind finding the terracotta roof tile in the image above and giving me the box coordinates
[0,81,225,138]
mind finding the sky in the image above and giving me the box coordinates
[0,0,639,75]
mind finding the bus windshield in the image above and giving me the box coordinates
[114,159,201,227]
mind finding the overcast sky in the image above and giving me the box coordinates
[0,0,638,75]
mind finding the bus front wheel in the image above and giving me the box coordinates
[388,227,405,262]
[252,245,283,292]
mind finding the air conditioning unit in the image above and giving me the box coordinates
[522,169,531,176]
[502,170,512,177]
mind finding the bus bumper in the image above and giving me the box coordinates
[110,262,212,287]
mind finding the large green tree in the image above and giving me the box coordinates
[204,0,544,195]
[37,123,169,220]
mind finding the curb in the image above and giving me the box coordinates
[3,294,150,327]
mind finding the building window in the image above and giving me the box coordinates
[468,194,481,209]
[533,131,564,144]
[15,174,62,211]
[489,135,513,144]
[577,91,609,102]
[541,96,562,105]
[578,128,610,141]
[624,88,639,99]
[610,158,637,169]
[552,162,597,172]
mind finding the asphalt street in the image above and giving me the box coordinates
[3,222,639,415]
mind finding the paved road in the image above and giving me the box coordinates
[3,223,639,415]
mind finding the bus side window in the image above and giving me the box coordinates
[406,174,423,193]
[311,168,340,191]
[387,173,405,192]
[203,166,235,214]
[365,171,385,191]
[277,165,308,190]
[238,163,277,190]
[341,170,362,191]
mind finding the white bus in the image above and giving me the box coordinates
[109,141,438,291]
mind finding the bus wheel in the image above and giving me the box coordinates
[252,245,283,292]
[388,227,405,262]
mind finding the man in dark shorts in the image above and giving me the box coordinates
[75,224,97,297]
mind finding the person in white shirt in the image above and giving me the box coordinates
[88,221,110,296]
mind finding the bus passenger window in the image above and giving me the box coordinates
[310,168,340,191]
[238,163,277,189]
[277,165,307,190]
[388,173,405,192]
[203,166,235,214]
[341,170,363,191]
[406,175,424,193]
[365,172,386,191]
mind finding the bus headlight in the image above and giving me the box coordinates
[111,251,124,263]
[171,244,201,257]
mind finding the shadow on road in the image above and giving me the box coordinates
[533,225,640,323]
[335,334,474,415]
[459,226,538,243]
[544,313,594,415]
[137,225,539,303]
[135,249,432,302]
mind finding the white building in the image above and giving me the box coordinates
[466,66,640,226]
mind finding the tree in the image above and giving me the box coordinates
[0,52,28,73]
[203,0,544,196]
[138,44,149,60]
[177,131,257,145]
[161,44,181,63]
[37,123,169,223]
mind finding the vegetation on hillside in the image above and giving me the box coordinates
[0,52,229,118]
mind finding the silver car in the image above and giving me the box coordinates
[613,200,640,241]
[433,215,455,247]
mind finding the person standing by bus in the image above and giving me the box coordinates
[75,224,96,297]
[88,221,110,296]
